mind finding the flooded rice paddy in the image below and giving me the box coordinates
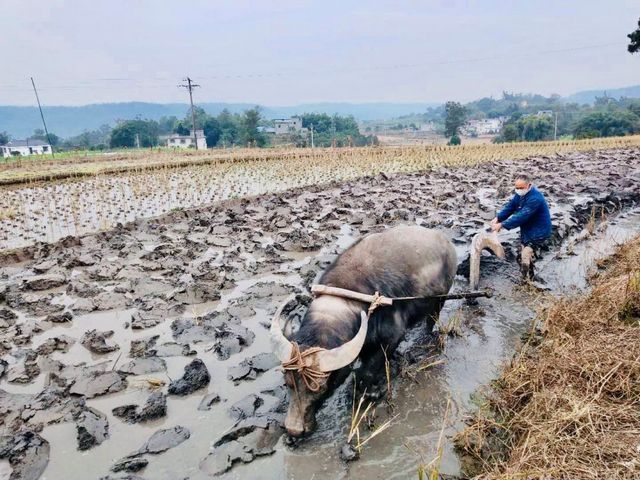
[0,148,638,479]
[1,145,638,251]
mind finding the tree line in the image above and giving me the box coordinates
[437,28,640,144]
[437,93,640,144]
[108,107,267,149]
[0,107,376,151]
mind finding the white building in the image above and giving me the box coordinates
[522,110,555,120]
[462,118,505,136]
[166,129,207,149]
[1,140,52,158]
[273,117,307,135]
[420,122,436,132]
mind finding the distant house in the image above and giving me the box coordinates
[522,110,554,120]
[420,122,435,132]
[1,140,52,158]
[462,118,505,136]
[165,129,207,149]
[273,117,307,135]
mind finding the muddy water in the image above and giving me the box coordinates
[1,149,638,480]
[542,210,640,291]
[1,211,638,480]
[240,214,640,480]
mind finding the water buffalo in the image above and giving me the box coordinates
[270,225,457,437]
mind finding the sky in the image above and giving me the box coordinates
[2,0,639,106]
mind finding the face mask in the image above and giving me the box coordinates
[515,187,529,196]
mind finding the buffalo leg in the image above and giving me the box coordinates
[418,298,445,332]
[354,343,399,400]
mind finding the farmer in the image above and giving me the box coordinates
[491,174,552,279]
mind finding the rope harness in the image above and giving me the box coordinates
[282,344,329,393]
[281,285,491,406]
[282,291,386,396]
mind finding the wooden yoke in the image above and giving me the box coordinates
[311,284,394,306]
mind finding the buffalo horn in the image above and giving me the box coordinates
[270,295,295,362]
[315,311,369,372]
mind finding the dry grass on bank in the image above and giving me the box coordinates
[455,236,640,479]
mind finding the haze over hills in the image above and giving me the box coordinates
[0,102,439,138]
[562,84,640,105]
[2,84,640,139]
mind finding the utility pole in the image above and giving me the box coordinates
[178,77,201,150]
[553,112,558,141]
[310,123,314,148]
[331,116,336,148]
[30,77,54,157]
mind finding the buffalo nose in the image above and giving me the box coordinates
[286,426,304,437]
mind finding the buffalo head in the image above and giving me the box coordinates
[270,295,368,437]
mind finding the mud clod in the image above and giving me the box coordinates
[133,425,191,455]
[340,443,359,462]
[167,359,210,395]
[229,394,264,421]
[117,357,167,376]
[199,422,283,476]
[111,456,149,473]
[24,274,66,291]
[197,393,221,411]
[76,407,109,450]
[69,370,127,398]
[113,391,167,423]
[0,430,50,480]
[81,329,120,354]
[227,353,279,382]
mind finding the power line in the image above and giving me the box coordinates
[0,41,625,93]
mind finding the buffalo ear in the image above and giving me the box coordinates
[315,311,368,372]
[270,295,295,362]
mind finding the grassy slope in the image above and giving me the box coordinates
[455,236,640,479]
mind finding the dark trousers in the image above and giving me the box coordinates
[519,237,551,279]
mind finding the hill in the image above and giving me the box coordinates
[563,84,640,105]
[4,84,640,139]
[0,102,437,139]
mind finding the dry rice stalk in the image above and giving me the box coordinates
[347,386,398,453]
[426,398,452,480]
[455,235,640,479]
[133,378,166,390]
[417,358,446,373]
[381,345,392,402]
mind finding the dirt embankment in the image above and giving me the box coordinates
[455,236,640,479]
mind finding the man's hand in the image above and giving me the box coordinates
[491,222,502,232]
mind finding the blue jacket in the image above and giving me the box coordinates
[497,186,552,244]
